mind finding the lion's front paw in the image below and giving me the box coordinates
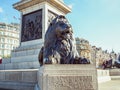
[44,57,58,64]
[43,58,52,64]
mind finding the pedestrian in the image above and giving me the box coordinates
[0,56,2,64]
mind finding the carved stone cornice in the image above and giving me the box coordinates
[13,0,71,14]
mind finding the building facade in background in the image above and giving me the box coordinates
[0,22,20,58]
[76,37,91,60]
[76,37,118,68]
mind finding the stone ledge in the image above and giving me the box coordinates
[0,61,40,70]
[111,76,120,80]
[11,55,39,63]
[0,69,38,90]
[0,69,38,82]
[109,69,120,76]
[13,0,71,14]
[12,44,42,52]
[0,81,35,90]
[97,70,110,77]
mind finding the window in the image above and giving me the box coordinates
[0,25,6,29]
[1,38,4,43]
[7,39,9,43]
[0,44,3,48]
[0,31,4,35]
[2,44,4,48]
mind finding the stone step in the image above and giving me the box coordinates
[11,54,39,63]
[0,61,40,70]
[11,44,42,63]
[111,76,120,80]
[109,69,120,76]
[0,69,38,90]
[0,81,35,90]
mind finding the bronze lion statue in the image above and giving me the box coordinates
[38,15,90,66]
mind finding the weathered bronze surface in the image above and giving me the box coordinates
[102,54,120,69]
[21,9,42,42]
[39,15,90,65]
[114,55,120,68]
[102,59,113,69]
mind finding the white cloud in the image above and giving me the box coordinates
[0,7,3,13]
[68,3,74,9]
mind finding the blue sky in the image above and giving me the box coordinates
[0,0,20,23]
[0,0,120,53]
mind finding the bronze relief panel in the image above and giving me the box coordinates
[21,9,42,42]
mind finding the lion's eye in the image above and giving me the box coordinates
[66,31,69,33]
[50,23,52,26]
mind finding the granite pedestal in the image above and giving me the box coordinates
[0,69,38,90]
[38,65,98,90]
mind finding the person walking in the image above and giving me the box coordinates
[0,56,2,64]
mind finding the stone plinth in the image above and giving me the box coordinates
[38,65,98,90]
[0,69,38,90]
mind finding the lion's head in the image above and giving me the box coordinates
[52,15,73,40]
[45,15,74,42]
